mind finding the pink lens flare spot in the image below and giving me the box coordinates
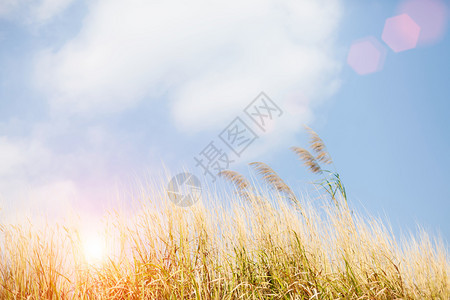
[347,37,387,75]
[382,14,421,52]
[398,0,448,45]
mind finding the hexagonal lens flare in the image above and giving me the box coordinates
[398,0,448,45]
[347,36,387,75]
[382,14,421,52]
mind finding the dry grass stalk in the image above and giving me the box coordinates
[249,162,297,204]
[0,184,448,299]
[0,130,447,299]
[304,125,333,165]
[219,170,251,197]
[291,147,322,174]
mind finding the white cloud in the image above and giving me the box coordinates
[0,133,54,220]
[0,0,75,22]
[26,180,78,219]
[1,0,344,219]
[35,0,343,133]
[0,137,27,176]
[0,0,19,17]
[33,0,74,22]
[0,122,126,221]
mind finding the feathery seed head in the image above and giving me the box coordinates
[290,147,322,174]
[249,162,297,204]
[219,170,251,192]
[304,125,333,165]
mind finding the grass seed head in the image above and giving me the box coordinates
[291,146,323,174]
[219,170,252,198]
[249,162,297,204]
[304,125,333,165]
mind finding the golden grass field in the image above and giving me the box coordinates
[0,129,448,299]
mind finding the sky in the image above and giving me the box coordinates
[0,0,448,241]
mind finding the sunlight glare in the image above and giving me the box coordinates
[82,232,105,265]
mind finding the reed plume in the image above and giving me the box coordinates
[219,170,252,198]
[304,125,333,165]
[290,147,322,174]
[0,138,447,298]
[292,127,347,204]
[249,162,298,205]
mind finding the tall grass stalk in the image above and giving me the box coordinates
[1,129,448,299]
[0,187,448,299]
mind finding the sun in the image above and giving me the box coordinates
[82,232,106,265]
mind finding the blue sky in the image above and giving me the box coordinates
[0,0,448,241]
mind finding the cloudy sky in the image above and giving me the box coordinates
[0,0,449,240]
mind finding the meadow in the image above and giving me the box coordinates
[0,129,448,299]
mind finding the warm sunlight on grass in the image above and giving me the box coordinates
[0,187,448,299]
[82,231,106,265]
[0,131,448,299]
